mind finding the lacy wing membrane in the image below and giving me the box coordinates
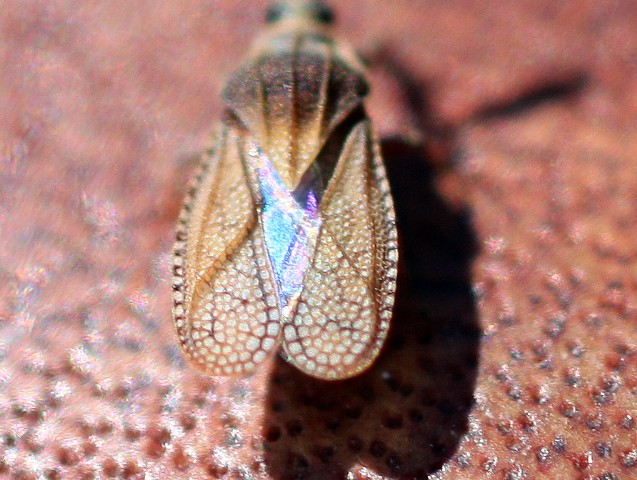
[173,126,281,375]
[281,121,398,380]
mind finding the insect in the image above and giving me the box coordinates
[172,0,398,380]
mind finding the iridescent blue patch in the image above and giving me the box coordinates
[248,145,323,317]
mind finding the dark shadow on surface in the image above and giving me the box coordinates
[262,65,481,478]
[473,72,588,121]
[257,28,593,478]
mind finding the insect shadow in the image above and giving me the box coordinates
[262,62,481,479]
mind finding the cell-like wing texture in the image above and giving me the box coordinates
[281,121,398,380]
[173,12,398,380]
[173,129,281,375]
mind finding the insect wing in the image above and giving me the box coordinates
[282,120,398,380]
[173,128,281,376]
[173,5,398,379]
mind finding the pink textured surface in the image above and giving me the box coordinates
[1,1,636,479]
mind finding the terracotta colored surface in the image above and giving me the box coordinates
[1,1,636,479]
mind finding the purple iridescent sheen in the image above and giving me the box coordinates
[248,145,323,316]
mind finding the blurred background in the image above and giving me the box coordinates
[1,1,636,478]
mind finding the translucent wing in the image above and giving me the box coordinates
[174,14,397,380]
[173,126,281,375]
[281,121,398,380]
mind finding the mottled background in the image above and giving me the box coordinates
[1,0,636,479]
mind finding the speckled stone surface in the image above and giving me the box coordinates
[1,1,636,479]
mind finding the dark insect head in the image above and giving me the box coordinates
[266,0,334,26]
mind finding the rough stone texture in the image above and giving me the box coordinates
[1,1,636,479]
